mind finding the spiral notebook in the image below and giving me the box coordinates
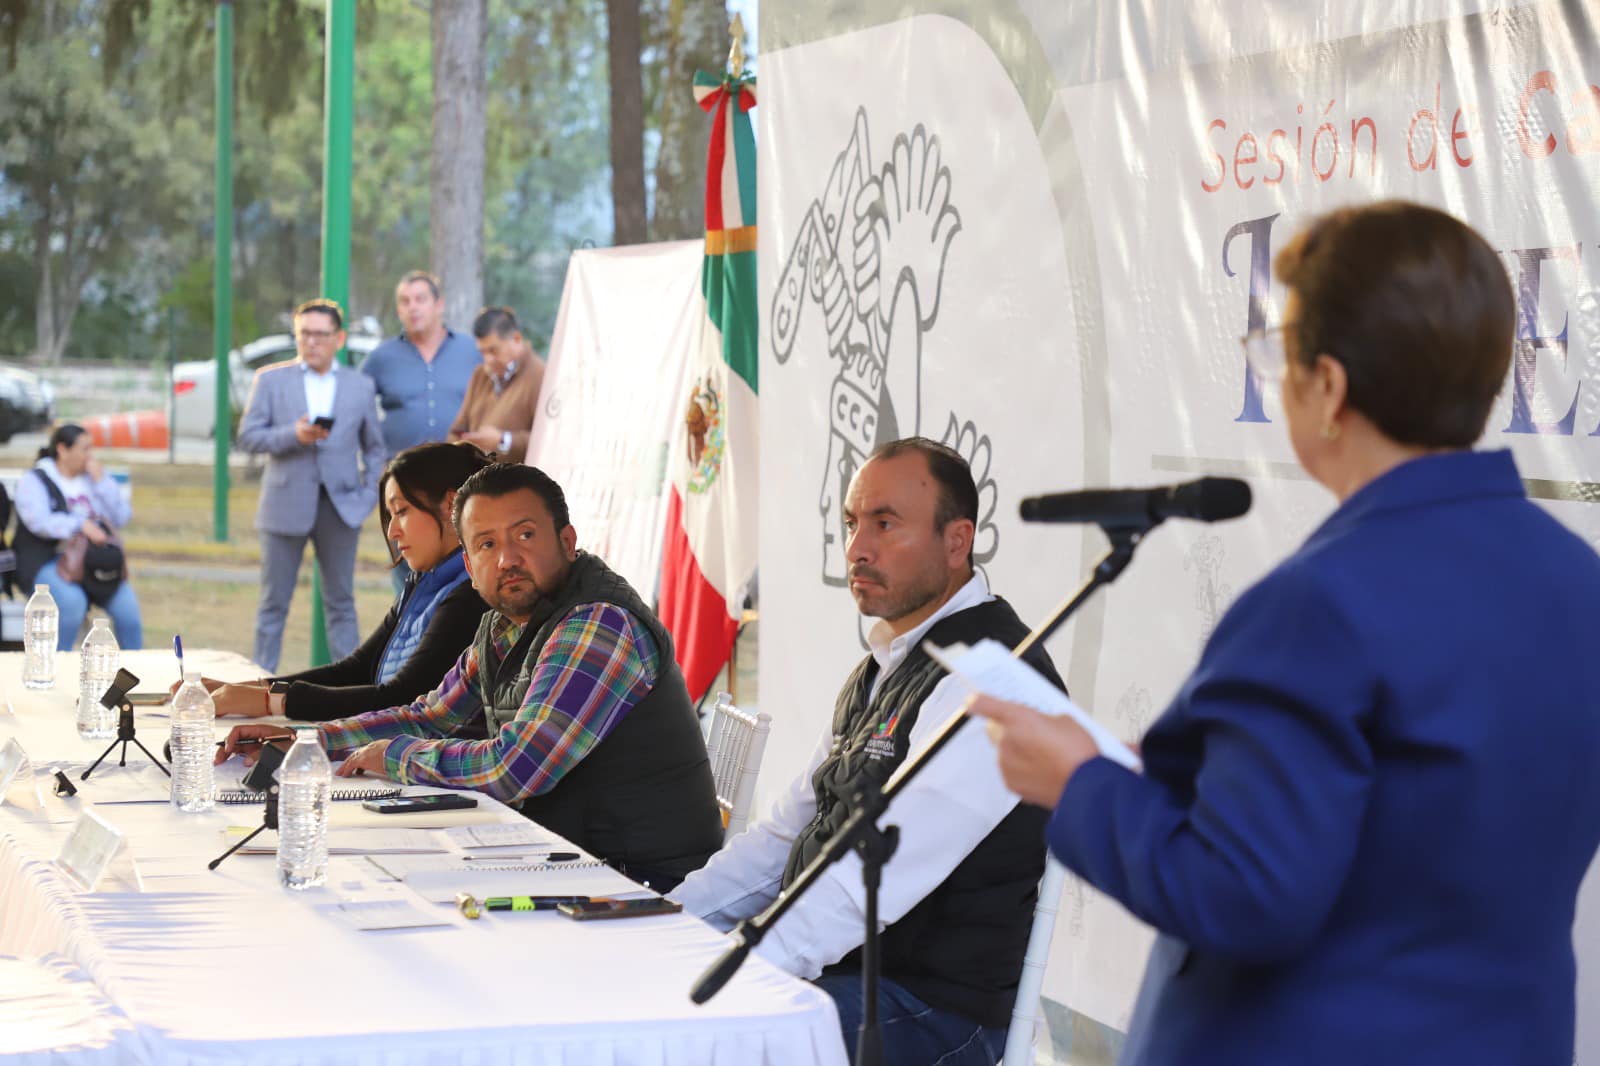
[364,853,609,879]
[224,827,450,857]
[367,853,648,903]
[216,786,402,804]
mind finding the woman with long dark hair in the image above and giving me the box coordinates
[194,441,493,724]
[13,423,142,650]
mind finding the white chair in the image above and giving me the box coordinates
[704,691,772,839]
[1002,856,1069,1065]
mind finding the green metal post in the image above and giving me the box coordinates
[312,0,356,666]
[212,0,233,542]
[167,306,177,466]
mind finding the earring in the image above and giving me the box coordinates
[1320,422,1341,441]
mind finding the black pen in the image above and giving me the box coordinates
[215,734,294,748]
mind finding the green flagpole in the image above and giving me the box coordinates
[313,0,356,666]
[212,0,233,543]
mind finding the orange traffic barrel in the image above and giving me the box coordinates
[82,411,170,450]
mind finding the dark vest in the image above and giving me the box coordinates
[13,467,67,589]
[782,597,1064,1029]
[474,551,723,889]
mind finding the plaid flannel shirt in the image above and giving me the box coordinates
[317,603,660,804]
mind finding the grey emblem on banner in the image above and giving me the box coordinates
[773,107,999,588]
[1183,534,1232,642]
[1113,684,1155,740]
[1066,872,1087,940]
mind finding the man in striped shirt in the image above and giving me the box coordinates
[219,463,723,890]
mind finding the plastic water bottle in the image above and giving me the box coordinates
[276,729,331,890]
[75,618,121,739]
[169,672,216,812]
[21,584,58,690]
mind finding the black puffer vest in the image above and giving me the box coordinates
[782,596,1065,1029]
[12,467,67,589]
[476,552,723,887]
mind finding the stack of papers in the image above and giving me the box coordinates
[445,823,561,850]
[61,762,180,805]
[925,639,1142,770]
[366,853,650,903]
[221,827,452,857]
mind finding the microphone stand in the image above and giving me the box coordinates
[209,784,279,871]
[690,523,1151,1066]
[82,701,170,781]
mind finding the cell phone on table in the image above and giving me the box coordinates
[361,793,478,814]
[128,691,169,706]
[312,415,335,430]
[557,898,682,921]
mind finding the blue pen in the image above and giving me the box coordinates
[174,634,185,678]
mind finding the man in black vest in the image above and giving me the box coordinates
[219,463,724,890]
[673,437,1064,1065]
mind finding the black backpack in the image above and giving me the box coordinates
[0,480,15,598]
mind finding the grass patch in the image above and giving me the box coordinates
[116,463,395,672]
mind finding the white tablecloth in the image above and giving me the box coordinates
[0,651,847,1066]
[0,954,144,1063]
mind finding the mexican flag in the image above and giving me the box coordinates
[658,71,759,704]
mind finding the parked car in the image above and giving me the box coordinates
[0,366,56,442]
[171,324,382,438]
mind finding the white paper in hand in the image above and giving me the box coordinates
[925,639,1142,771]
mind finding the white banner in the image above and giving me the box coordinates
[759,0,1600,1055]
[527,242,702,599]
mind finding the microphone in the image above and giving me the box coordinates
[1019,477,1252,530]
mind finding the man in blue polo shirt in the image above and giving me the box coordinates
[360,270,482,458]
[361,270,482,589]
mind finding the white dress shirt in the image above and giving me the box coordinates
[301,362,338,421]
[671,572,1028,979]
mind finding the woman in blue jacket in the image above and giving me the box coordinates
[974,202,1600,1065]
[194,441,492,726]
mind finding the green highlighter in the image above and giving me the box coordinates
[483,895,594,912]
[455,893,600,919]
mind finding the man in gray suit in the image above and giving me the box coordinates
[238,298,387,672]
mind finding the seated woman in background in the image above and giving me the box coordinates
[195,441,492,727]
[13,423,142,650]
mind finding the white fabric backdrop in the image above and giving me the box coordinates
[528,241,704,599]
[757,0,1600,1055]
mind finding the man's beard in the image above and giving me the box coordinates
[487,568,547,617]
[847,561,946,624]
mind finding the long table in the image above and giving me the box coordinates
[0,650,847,1065]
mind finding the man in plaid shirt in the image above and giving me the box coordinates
[220,463,724,889]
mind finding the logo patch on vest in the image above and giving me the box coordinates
[863,709,901,760]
